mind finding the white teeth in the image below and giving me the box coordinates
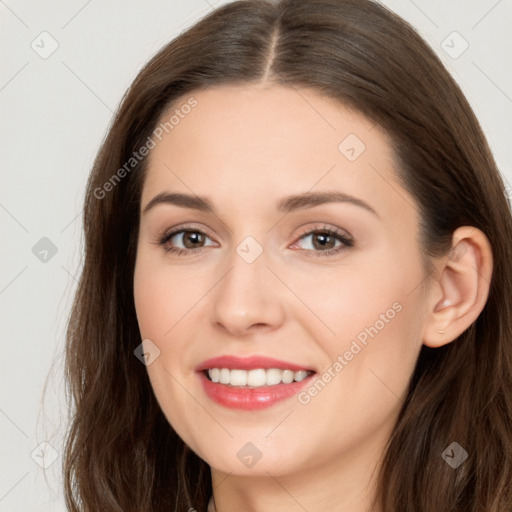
[265,368,283,385]
[247,369,266,387]
[219,368,230,384]
[294,370,309,382]
[206,368,312,387]
[229,369,247,386]
[282,369,294,384]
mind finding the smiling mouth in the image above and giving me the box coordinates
[203,368,316,388]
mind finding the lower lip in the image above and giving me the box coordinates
[198,371,315,410]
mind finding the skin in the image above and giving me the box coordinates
[133,83,493,512]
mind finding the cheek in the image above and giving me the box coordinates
[133,257,197,431]
[286,262,408,343]
[133,254,202,340]
[291,253,425,390]
[284,225,423,341]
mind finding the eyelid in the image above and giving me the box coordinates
[292,222,355,256]
[293,223,352,241]
[289,223,354,254]
[156,222,217,245]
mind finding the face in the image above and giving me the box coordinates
[133,83,430,477]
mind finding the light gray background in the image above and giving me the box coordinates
[1,0,511,510]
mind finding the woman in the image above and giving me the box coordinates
[63,0,512,511]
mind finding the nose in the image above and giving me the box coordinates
[209,245,286,337]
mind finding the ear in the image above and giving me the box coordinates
[422,226,493,348]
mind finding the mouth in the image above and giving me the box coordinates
[195,355,317,410]
[203,368,315,387]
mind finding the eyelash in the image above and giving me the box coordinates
[154,223,354,257]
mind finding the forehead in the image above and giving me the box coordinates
[141,83,415,222]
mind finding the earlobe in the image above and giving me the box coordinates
[422,226,493,348]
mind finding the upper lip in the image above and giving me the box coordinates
[195,355,315,372]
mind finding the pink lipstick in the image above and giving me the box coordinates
[196,355,316,410]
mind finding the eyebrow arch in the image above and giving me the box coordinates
[142,191,379,218]
[277,191,379,217]
[142,192,213,215]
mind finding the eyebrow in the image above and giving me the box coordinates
[142,191,379,218]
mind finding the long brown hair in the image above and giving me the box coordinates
[63,0,512,510]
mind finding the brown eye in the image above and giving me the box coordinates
[176,230,206,248]
[296,229,352,253]
[311,232,337,250]
[158,227,217,255]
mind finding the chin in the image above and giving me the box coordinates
[197,440,311,478]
